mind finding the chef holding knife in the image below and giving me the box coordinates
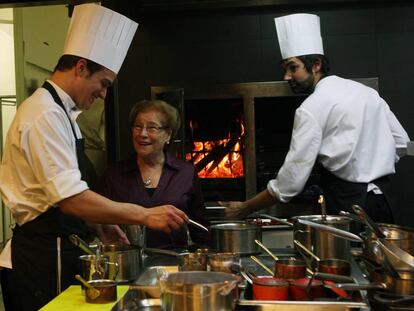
[0,4,187,310]
[222,13,409,226]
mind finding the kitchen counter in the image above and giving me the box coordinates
[40,285,129,311]
[111,248,370,311]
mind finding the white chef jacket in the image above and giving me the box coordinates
[268,75,410,203]
[0,80,89,226]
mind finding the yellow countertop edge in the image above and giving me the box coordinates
[40,285,129,311]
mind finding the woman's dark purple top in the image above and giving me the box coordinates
[101,152,210,249]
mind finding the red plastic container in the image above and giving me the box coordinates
[252,276,289,301]
[289,278,325,301]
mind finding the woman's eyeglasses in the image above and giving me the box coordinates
[133,124,168,134]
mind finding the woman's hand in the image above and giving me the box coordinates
[219,201,249,220]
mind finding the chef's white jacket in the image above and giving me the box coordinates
[267,75,410,203]
[0,80,88,225]
[0,81,89,268]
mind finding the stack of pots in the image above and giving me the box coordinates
[361,223,414,266]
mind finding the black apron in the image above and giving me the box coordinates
[320,165,395,227]
[3,81,96,311]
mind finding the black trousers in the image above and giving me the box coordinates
[1,235,81,311]
[321,168,395,234]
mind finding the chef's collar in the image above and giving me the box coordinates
[46,79,82,120]
[313,74,333,91]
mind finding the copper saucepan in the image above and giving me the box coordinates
[294,239,351,276]
[254,240,306,279]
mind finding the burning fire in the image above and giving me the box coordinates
[186,123,245,178]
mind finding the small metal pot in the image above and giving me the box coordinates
[85,279,117,303]
[102,243,141,283]
[210,222,261,255]
[289,278,325,301]
[159,271,240,311]
[274,259,307,279]
[252,276,289,301]
[292,215,352,260]
[208,252,240,274]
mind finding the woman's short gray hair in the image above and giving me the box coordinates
[129,99,181,138]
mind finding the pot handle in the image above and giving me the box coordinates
[106,261,119,280]
[325,282,386,291]
[218,278,241,296]
[259,214,293,227]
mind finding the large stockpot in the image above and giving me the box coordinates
[292,215,351,260]
[361,223,414,265]
[210,222,261,255]
[159,271,240,311]
[102,243,141,283]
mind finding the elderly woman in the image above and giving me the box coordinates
[101,100,210,250]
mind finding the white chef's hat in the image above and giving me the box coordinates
[274,13,323,60]
[63,3,138,74]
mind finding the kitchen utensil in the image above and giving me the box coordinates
[294,240,351,276]
[69,234,95,255]
[327,270,414,297]
[102,243,139,282]
[352,204,386,238]
[85,279,117,303]
[254,239,306,279]
[261,214,353,260]
[252,276,289,300]
[360,223,414,265]
[376,238,414,271]
[319,195,326,223]
[292,215,352,260]
[254,239,278,261]
[210,222,261,255]
[179,252,208,271]
[250,255,274,276]
[339,211,364,223]
[297,219,363,242]
[290,278,325,301]
[208,252,240,274]
[143,248,208,271]
[188,219,209,232]
[158,271,240,311]
[240,270,253,284]
[75,274,100,300]
[79,254,118,281]
[259,214,293,227]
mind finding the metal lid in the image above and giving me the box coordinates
[293,215,351,225]
[210,222,259,230]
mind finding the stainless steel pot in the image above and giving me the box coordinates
[210,222,261,255]
[159,271,239,311]
[361,223,414,265]
[292,215,351,260]
[102,243,141,283]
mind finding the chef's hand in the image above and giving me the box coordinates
[219,201,249,220]
[96,224,130,245]
[144,205,188,234]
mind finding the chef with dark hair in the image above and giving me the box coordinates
[0,4,187,310]
[222,13,409,226]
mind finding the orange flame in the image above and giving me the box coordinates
[186,123,244,178]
